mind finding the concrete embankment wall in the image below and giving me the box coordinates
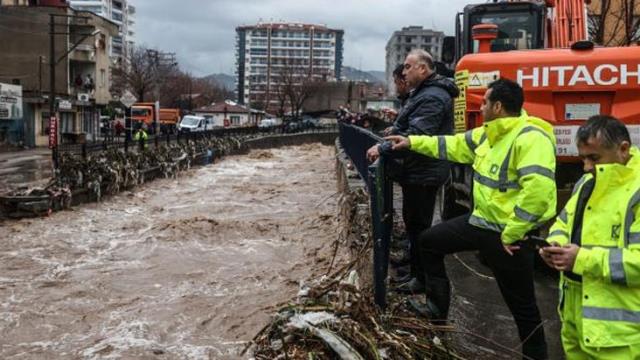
[244,132,337,150]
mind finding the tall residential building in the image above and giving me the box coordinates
[385,26,444,94]
[68,0,135,60]
[235,22,344,110]
[0,5,118,146]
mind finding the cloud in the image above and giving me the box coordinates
[133,0,472,76]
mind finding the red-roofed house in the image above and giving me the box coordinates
[193,102,267,127]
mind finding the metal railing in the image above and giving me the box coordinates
[57,123,338,158]
[339,122,393,308]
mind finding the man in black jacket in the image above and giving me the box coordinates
[368,49,458,293]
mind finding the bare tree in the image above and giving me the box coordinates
[588,0,612,44]
[111,46,157,101]
[276,59,322,119]
[588,0,640,45]
[621,0,640,44]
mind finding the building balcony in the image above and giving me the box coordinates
[69,44,97,63]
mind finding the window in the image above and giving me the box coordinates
[230,115,241,125]
[60,112,76,133]
[82,111,95,136]
[469,11,540,52]
[41,111,50,136]
[250,48,267,55]
[100,69,106,87]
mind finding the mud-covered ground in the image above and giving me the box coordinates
[0,144,344,359]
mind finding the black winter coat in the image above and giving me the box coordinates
[379,73,459,185]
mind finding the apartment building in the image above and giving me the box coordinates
[68,0,135,60]
[0,4,118,146]
[385,26,444,95]
[235,22,344,111]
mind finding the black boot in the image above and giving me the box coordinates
[395,277,425,294]
[424,277,451,321]
[522,341,548,360]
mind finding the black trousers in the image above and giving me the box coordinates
[401,183,438,279]
[419,214,547,359]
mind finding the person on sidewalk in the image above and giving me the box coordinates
[385,78,555,360]
[540,115,640,359]
[367,49,458,294]
[134,125,148,150]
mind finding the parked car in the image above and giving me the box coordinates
[284,120,302,133]
[258,118,278,130]
[178,115,215,132]
[301,117,319,129]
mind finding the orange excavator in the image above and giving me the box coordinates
[442,0,640,215]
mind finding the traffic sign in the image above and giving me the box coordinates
[120,90,137,108]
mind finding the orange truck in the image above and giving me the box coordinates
[131,102,181,134]
[440,0,640,217]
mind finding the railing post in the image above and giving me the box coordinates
[339,123,393,309]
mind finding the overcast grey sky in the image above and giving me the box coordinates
[133,0,474,76]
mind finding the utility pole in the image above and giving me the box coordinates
[48,12,97,172]
[49,14,57,169]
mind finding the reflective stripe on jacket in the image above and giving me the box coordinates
[409,110,557,244]
[548,146,640,347]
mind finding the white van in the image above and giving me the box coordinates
[178,115,215,132]
[258,118,277,128]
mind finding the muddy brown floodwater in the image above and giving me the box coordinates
[0,144,344,359]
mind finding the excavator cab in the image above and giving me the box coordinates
[451,1,547,63]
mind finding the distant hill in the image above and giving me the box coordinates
[202,68,386,89]
[201,73,235,91]
[368,70,386,84]
[342,66,385,84]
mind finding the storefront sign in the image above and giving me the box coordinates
[58,99,72,111]
[0,82,23,120]
[49,116,57,149]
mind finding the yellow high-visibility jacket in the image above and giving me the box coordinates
[409,111,557,244]
[548,146,640,347]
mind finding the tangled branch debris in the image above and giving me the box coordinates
[1,135,248,218]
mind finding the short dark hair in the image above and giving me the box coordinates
[576,115,631,149]
[393,64,405,80]
[487,78,524,116]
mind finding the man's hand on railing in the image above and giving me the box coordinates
[367,144,380,163]
[382,126,394,137]
[384,135,411,151]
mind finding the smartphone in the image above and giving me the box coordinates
[514,235,551,250]
[526,235,551,249]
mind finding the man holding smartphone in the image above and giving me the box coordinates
[541,115,640,358]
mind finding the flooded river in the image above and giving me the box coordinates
[0,144,342,359]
